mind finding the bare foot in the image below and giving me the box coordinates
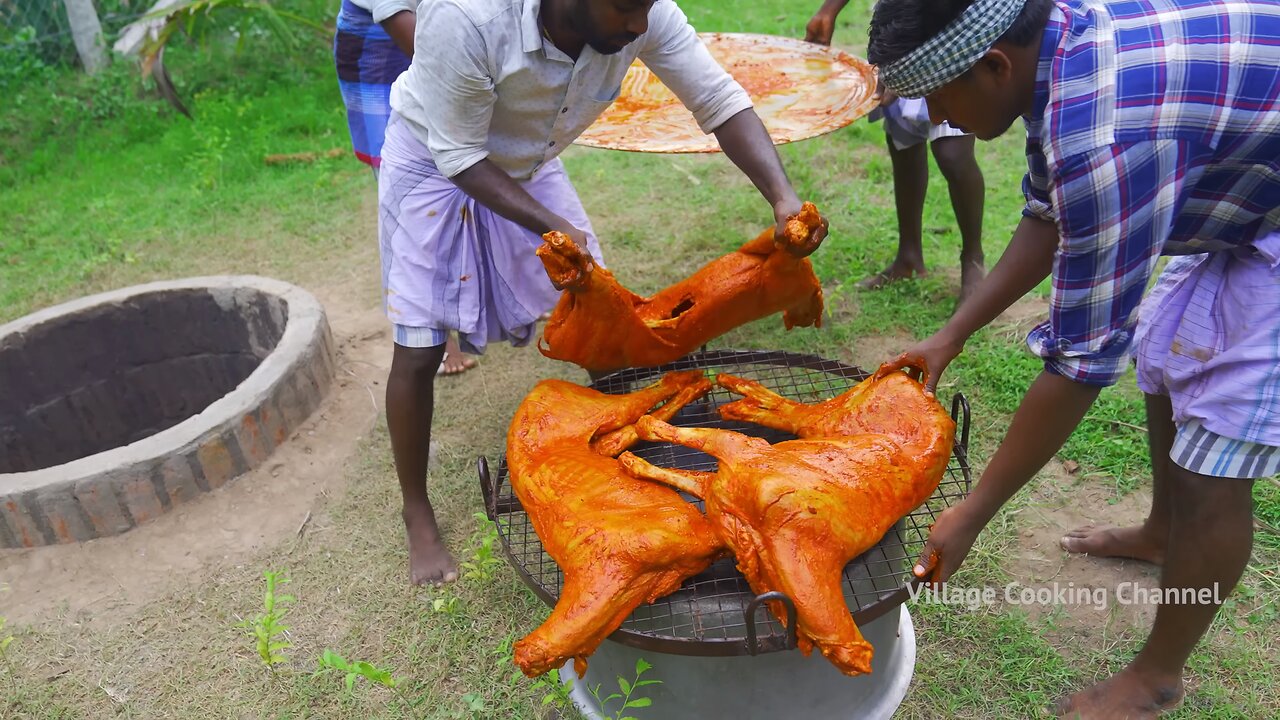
[438,336,477,377]
[403,505,459,586]
[857,259,926,290]
[958,259,986,306]
[1061,525,1165,565]
[1054,667,1184,719]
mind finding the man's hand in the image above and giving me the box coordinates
[774,199,828,258]
[449,159,594,290]
[885,330,966,394]
[913,500,987,585]
[804,11,836,46]
[712,110,822,256]
[547,219,592,255]
[877,85,898,108]
[539,220,596,291]
[915,370,1103,585]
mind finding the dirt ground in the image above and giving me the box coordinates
[0,256,392,628]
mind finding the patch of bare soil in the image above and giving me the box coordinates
[0,266,392,628]
[1003,461,1160,655]
[994,291,1050,333]
[840,330,917,372]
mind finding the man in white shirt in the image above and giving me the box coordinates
[334,0,480,376]
[378,0,827,586]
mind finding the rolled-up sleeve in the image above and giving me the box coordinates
[406,1,495,177]
[1022,129,1057,223]
[636,1,754,134]
[1026,139,1204,386]
[369,0,416,23]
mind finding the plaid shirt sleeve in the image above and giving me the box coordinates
[1026,139,1205,386]
[1021,128,1057,223]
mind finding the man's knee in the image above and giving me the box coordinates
[1168,465,1254,520]
[391,343,445,381]
[930,137,980,181]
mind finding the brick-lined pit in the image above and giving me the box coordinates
[0,276,334,547]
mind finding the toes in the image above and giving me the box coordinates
[428,568,460,587]
[1060,533,1100,552]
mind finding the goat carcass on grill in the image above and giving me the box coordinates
[535,202,826,373]
[618,362,954,676]
[506,370,725,678]
[716,358,951,452]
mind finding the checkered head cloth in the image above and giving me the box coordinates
[877,0,1029,98]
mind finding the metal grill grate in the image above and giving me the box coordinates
[479,349,972,657]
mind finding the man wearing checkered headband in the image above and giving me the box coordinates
[868,0,1280,716]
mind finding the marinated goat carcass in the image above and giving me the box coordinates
[507,371,725,678]
[717,358,952,458]
[618,363,954,675]
[536,202,826,373]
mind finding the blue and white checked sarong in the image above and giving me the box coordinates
[333,0,410,167]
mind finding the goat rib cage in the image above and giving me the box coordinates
[479,349,972,657]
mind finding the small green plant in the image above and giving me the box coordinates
[460,512,504,582]
[315,649,417,714]
[187,126,232,191]
[432,594,462,617]
[447,691,488,718]
[236,569,293,672]
[589,658,662,720]
[315,649,398,694]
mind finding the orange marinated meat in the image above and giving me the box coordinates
[619,363,954,675]
[536,202,825,373]
[506,371,725,678]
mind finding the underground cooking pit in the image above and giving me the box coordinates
[0,276,335,548]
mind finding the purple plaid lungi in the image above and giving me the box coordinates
[1135,232,1280,478]
[333,0,410,167]
[377,112,605,354]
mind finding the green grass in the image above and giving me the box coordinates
[1,0,1277,717]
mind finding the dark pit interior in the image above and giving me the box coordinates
[0,289,288,474]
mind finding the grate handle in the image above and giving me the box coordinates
[950,392,971,454]
[744,591,798,655]
[477,456,496,521]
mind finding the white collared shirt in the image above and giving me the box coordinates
[389,0,753,179]
[346,0,416,24]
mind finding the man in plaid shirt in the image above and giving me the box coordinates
[868,0,1280,715]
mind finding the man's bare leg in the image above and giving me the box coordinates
[859,133,928,289]
[930,135,985,305]
[1061,393,1173,565]
[386,343,459,585]
[1055,459,1253,718]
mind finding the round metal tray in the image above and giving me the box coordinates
[574,33,879,153]
[480,349,972,656]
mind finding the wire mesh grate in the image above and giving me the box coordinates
[482,349,972,655]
